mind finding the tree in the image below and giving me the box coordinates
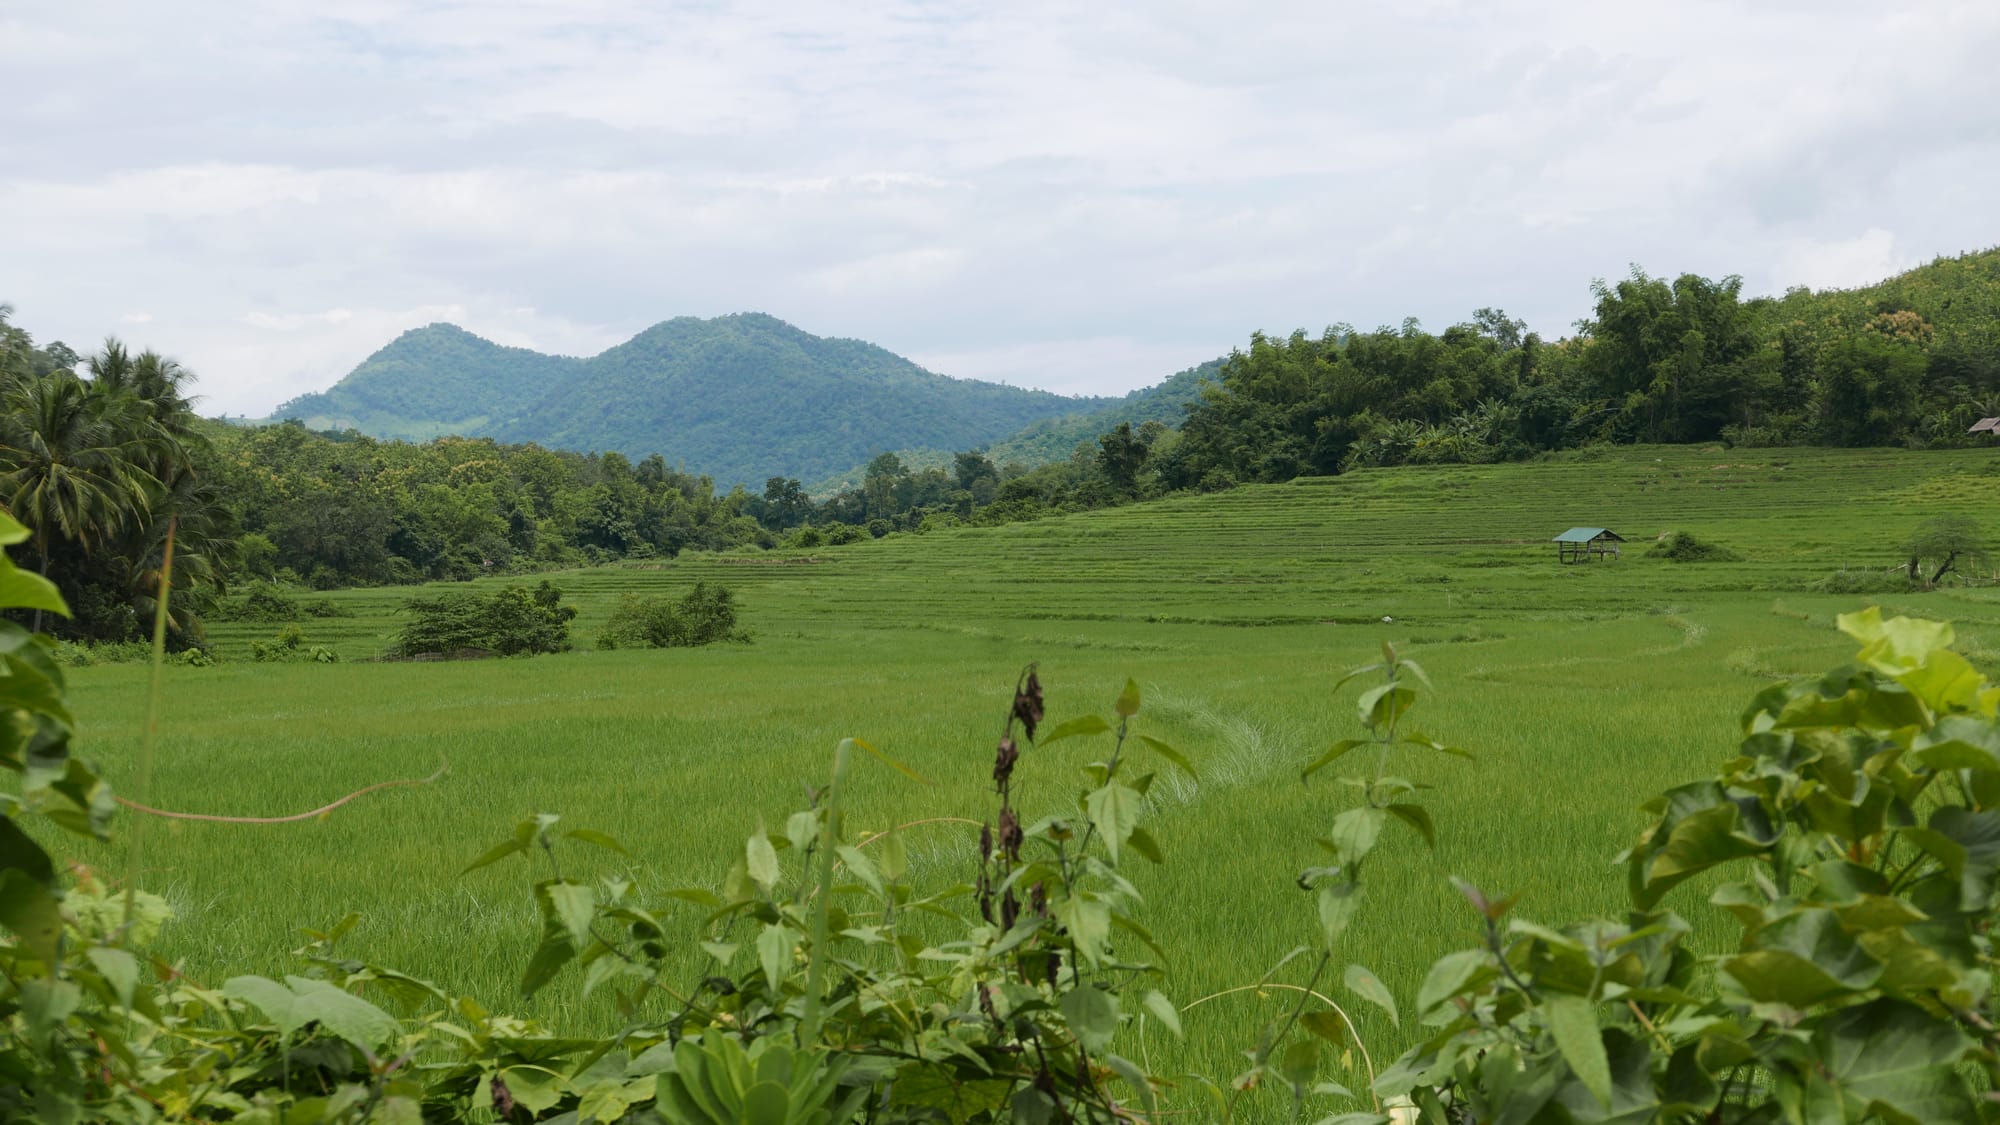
[1905,515,1987,587]
[1096,422,1149,494]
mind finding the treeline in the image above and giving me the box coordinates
[5,249,1996,641]
[1166,253,2000,486]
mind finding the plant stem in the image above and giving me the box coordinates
[802,738,853,1044]
[122,517,174,934]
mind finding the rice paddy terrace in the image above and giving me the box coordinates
[65,443,2000,1090]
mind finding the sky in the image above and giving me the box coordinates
[2,1,1997,417]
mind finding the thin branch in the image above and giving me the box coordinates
[115,758,448,824]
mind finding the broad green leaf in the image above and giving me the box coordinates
[1384,803,1435,848]
[519,932,575,998]
[1356,683,1415,732]
[1317,880,1362,951]
[283,976,400,1050]
[1134,734,1196,779]
[1299,1010,1348,1046]
[836,845,883,896]
[1839,608,1953,672]
[746,829,780,892]
[758,924,799,991]
[1141,990,1182,1038]
[1805,998,1975,1124]
[87,947,139,1010]
[1303,740,1368,781]
[1054,894,1111,966]
[1416,950,1494,1021]
[0,513,27,546]
[1039,714,1111,745]
[0,568,67,616]
[1278,1038,1318,1089]
[542,881,596,949]
[876,829,908,882]
[1115,679,1140,718]
[1911,715,2000,772]
[0,817,57,888]
[1545,993,1611,1111]
[1722,908,1883,1006]
[1084,783,1143,864]
[0,869,61,965]
[1326,807,1384,867]
[785,810,819,852]
[1060,985,1118,1052]
[1343,963,1398,1027]
[225,975,306,1036]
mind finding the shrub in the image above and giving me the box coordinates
[1812,568,1918,594]
[824,523,866,545]
[230,581,300,622]
[597,581,746,649]
[392,580,576,657]
[1645,530,1741,562]
[789,525,825,549]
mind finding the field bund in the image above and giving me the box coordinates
[66,443,2000,1085]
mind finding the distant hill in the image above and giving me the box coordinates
[274,324,582,443]
[804,359,1222,495]
[270,314,1120,486]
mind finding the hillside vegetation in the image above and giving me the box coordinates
[272,313,1116,486]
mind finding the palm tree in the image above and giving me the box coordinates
[0,370,158,628]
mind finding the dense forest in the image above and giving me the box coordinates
[4,248,1997,644]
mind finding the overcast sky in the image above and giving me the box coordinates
[3,1,1996,416]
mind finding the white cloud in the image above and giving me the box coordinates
[1774,230,1918,294]
[1,0,1995,416]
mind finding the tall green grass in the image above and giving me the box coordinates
[64,444,2000,1090]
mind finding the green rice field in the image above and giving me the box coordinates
[60,443,2000,1093]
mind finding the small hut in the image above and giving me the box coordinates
[1554,527,1624,564]
[1970,417,2000,435]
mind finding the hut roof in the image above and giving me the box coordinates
[1970,417,2000,434]
[1553,527,1624,543]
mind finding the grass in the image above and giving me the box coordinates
[59,443,2000,1107]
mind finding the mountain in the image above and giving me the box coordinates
[803,358,1222,494]
[270,314,1121,487]
[273,324,581,442]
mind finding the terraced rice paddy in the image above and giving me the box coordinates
[62,443,2000,1093]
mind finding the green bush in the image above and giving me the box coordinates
[392,580,576,657]
[1645,529,1741,562]
[597,582,746,650]
[824,523,866,545]
[231,581,301,621]
[1812,568,1918,594]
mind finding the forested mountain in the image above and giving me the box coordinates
[807,359,1220,494]
[272,324,581,441]
[271,313,1113,486]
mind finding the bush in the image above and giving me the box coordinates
[824,523,866,545]
[1645,530,1741,562]
[1812,568,1918,594]
[597,581,746,649]
[48,640,156,667]
[789,525,825,549]
[230,581,300,622]
[248,623,336,663]
[303,597,353,618]
[392,580,576,657]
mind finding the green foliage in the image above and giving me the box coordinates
[1645,530,1741,562]
[0,323,233,644]
[596,582,746,649]
[393,580,576,657]
[234,580,301,621]
[1359,608,2000,1120]
[1905,514,1989,587]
